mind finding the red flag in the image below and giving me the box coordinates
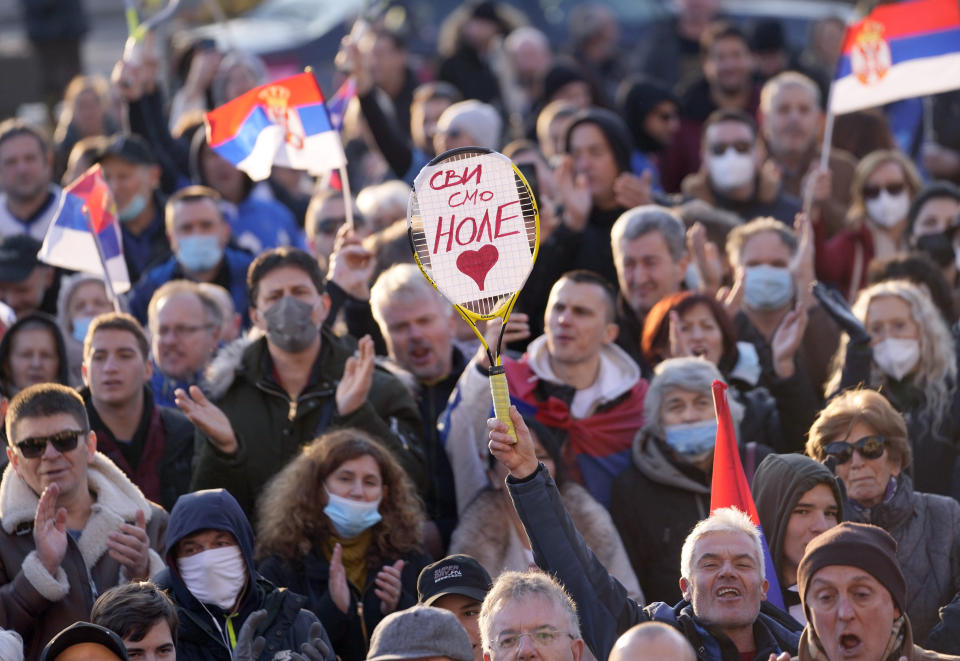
[709,380,759,522]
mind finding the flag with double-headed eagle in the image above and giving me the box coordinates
[830,0,960,115]
[205,71,347,181]
[39,164,131,293]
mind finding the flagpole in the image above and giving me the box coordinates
[80,172,123,312]
[339,164,354,231]
[803,81,837,217]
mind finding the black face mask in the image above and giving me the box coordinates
[914,232,954,268]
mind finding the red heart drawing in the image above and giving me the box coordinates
[456,244,499,291]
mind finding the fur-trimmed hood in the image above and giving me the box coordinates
[0,452,165,576]
[631,429,712,495]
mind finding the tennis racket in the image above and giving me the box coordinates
[407,147,539,442]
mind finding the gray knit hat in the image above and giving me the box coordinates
[367,605,473,661]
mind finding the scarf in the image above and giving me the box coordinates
[322,529,372,591]
[806,616,906,661]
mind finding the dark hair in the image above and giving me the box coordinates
[6,383,89,443]
[557,270,617,322]
[0,119,50,154]
[91,582,179,644]
[641,291,738,372]
[247,247,325,307]
[164,184,223,231]
[700,21,750,57]
[906,180,960,235]
[412,81,462,106]
[84,312,150,361]
[703,108,758,140]
[868,253,957,324]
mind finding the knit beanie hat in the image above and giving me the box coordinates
[437,100,503,152]
[797,522,906,613]
[564,108,633,174]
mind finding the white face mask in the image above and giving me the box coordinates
[707,148,755,192]
[177,545,247,611]
[865,190,910,228]
[872,337,920,381]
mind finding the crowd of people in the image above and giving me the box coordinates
[2,0,960,659]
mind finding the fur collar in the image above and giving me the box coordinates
[0,452,157,572]
[203,332,259,401]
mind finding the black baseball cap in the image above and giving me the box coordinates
[98,134,157,166]
[0,234,42,282]
[417,554,492,606]
[40,622,130,661]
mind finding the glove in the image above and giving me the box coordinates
[812,282,871,345]
[293,623,334,661]
[232,610,268,661]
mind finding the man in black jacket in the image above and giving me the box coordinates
[487,407,801,661]
[80,312,194,511]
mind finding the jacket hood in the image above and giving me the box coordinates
[631,429,711,495]
[564,108,633,173]
[0,311,70,395]
[752,453,844,586]
[617,76,677,153]
[55,272,113,338]
[164,488,257,591]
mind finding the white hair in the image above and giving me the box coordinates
[759,71,822,117]
[680,507,765,581]
[479,570,580,653]
[0,629,23,661]
[369,263,451,328]
[610,205,687,263]
[356,180,411,223]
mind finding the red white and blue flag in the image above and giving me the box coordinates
[39,164,131,293]
[327,77,356,133]
[710,381,785,610]
[205,71,347,181]
[830,0,960,114]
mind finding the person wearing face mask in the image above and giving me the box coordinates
[815,150,923,300]
[178,247,426,520]
[805,389,960,650]
[155,488,335,661]
[906,182,960,302]
[607,357,773,605]
[127,186,253,329]
[818,280,960,500]
[56,273,116,387]
[682,110,801,224]
[97,136,173,284]
[255,429,430,661]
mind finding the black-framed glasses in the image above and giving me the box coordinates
[863,182,906,199]
[495,628,575,650]
[15,429,85,459]
[823,435,886,465]
[709,140,752,156]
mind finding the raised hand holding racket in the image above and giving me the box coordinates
[407,148,539,442]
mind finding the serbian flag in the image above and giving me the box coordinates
[205,71,346,181]
[327,77,356,133]
[39,165,131,293]
[710,381,785,610]
[830,0,960,115]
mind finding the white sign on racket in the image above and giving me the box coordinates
[413,154,532,305]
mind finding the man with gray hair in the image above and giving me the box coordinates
[479,571,584,661]
[609,205,689,373]
[759,71,855,236]
[486,407,802,661]
[369,263,468,551]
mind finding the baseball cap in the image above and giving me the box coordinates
[417,554,492,606]
[98,134,157,166]
[0,234,42,282]
[367,605,473,661]
[40,622,130,661]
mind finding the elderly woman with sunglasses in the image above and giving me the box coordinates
[806,387,960,648]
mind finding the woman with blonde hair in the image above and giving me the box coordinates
[815,149,923,299]
[819,279,959,497]
[256,429,430,661]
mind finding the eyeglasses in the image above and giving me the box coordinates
[155,324,215,339]
[708,140,752,156]
[495,628,575,651]
[823,435,887,464]
[15,429,85,459]
[863,182,906,199]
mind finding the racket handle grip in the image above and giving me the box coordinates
[489,365,517,443]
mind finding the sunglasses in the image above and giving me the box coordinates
[708,140,752,156]
[15,429,85,459]
[823,435,886,464]
[863,182,905,199]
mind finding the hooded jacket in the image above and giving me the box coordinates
[0,312,70,398]
[190,330,426,518]
[0,453,167,661]
[155,489,333,661]
[752,453,843,619]
[55,273,115,387]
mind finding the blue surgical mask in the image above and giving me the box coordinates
[177,235,223,272]
[663,419,718,456]
[118,193,147,222]
[743,265,793,310]
[72,316,94,343]
[324,489,382,538]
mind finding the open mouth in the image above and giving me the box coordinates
[690,347,708,358]
[715,586,741,600]
[839,634,862,656]
[409,347,431,362]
